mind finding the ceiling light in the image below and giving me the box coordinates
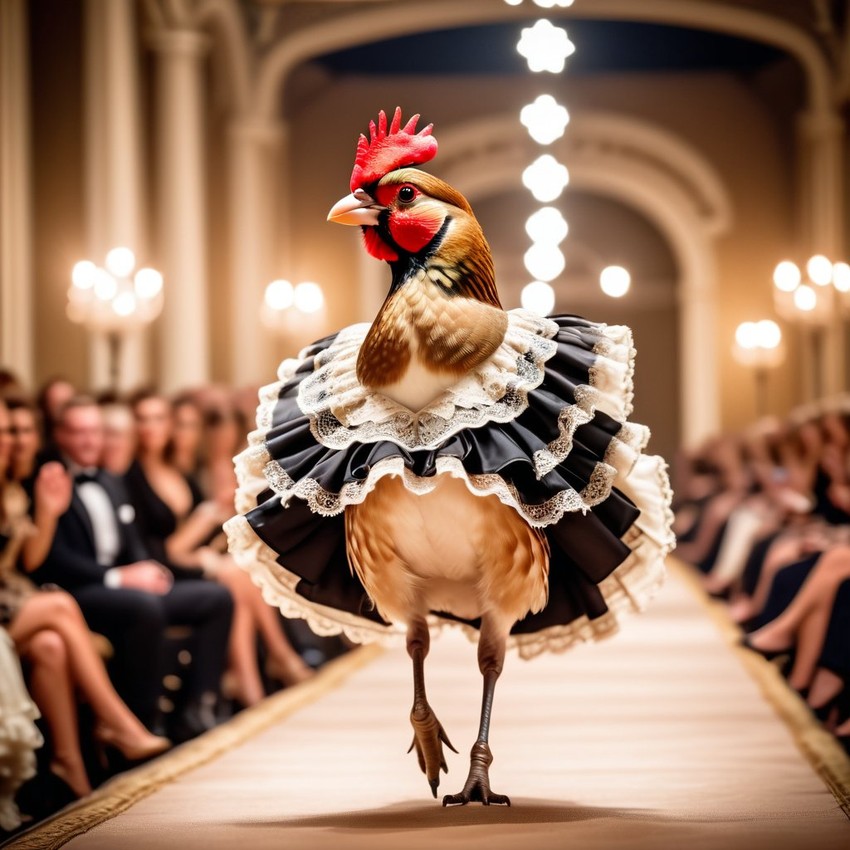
[71,260,97,290]
[93,269,118,302]
[522,155,569,202]
[517,20,575,74]
[600,265,631,298]
[105,246,136,278]
[524,243,565,281]
[525,207,569,245]
[833,262,850,293]
[264,279,294,311]
[755,319,781,350]
[520,94,570,145]
[134,268,164,300]
[807,254,833,286]
[521,281,556,315]
[793,284,817,311]
[772,260,800,293]
[293,281,324,314]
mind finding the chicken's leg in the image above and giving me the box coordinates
[407,618,457,797]
[443,618,510,806]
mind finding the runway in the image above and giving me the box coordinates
[7,563,849,850]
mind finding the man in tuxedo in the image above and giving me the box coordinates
[30,396,234,736]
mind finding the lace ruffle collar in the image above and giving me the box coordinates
[291,309,560,452]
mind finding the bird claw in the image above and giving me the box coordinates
[442,786,511,807]
[408,704,456,794]
[442,741,510,806]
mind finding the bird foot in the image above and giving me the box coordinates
[408,702,458,797]
[442,742,510,807]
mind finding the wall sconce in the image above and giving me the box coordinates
[732,319,784,417]
[772,257,840,326]
[261,279,325,334]
[68,247,164,391]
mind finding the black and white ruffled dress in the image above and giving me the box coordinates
[224,309,674,659]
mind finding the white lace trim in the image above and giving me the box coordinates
[224,449,674,660]
[288,310,559,452]
[249,451,616,528]
[531,387,649,481]
[0,631,42,830]
[591,324,636,418]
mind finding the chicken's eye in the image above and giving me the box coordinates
[397,185,416,204]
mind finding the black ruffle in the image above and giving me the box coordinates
[243,314,647,637]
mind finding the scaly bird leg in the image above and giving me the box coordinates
[407,619,457,798]
[443,619,510,806]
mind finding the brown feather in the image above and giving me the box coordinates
[356,169,508,391]
[346,475,549,627]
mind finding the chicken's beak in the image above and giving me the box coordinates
[327,189,382,226]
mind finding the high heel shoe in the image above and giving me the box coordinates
[49,759,92,799]
[739,635,795,662]
[813,682,850,726]
[265,656,316,688]
[93,725,171,769]
[812,697,838,724]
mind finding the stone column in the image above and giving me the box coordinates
[83,0,147,392]
[679,258,719,446]
[228,119,283,386]
[0,0,34,385]
[797,109,845,397]
[149,28,211,392]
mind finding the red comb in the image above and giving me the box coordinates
[349,108,438,192]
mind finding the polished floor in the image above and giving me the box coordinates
[12,565,850,850]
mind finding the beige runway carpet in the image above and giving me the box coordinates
[8,564,850,850]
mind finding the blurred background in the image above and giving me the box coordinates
[3,0,850,464]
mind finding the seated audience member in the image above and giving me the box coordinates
[746,544,850,693]
[35,377,75,455]
[27,396,234,740]
[126,391,313,707]
[197,393,245,511]
[676,400,850,752]
[170,392,205,480]
[1,398,169,799]
[100,401,136,476]
[674,434,752,572]
[701,422,816,598]
[6,396,42,483]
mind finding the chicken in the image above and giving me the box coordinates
[225,108,673,808]
[327,126,547,805]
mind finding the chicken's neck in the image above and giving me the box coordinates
[356,248,509,406]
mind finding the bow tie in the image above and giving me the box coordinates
[75,469,101,484]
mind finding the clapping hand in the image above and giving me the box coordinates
[34,462,73,517]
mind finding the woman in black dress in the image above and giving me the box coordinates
[126,391,313,707]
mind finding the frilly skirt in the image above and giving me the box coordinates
[225,309,674,659]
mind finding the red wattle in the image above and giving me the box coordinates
[362,228,398,262]
[388,210,444,254]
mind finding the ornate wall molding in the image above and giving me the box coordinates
[255,0,833,120]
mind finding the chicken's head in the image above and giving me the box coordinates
[328,108,471,263]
